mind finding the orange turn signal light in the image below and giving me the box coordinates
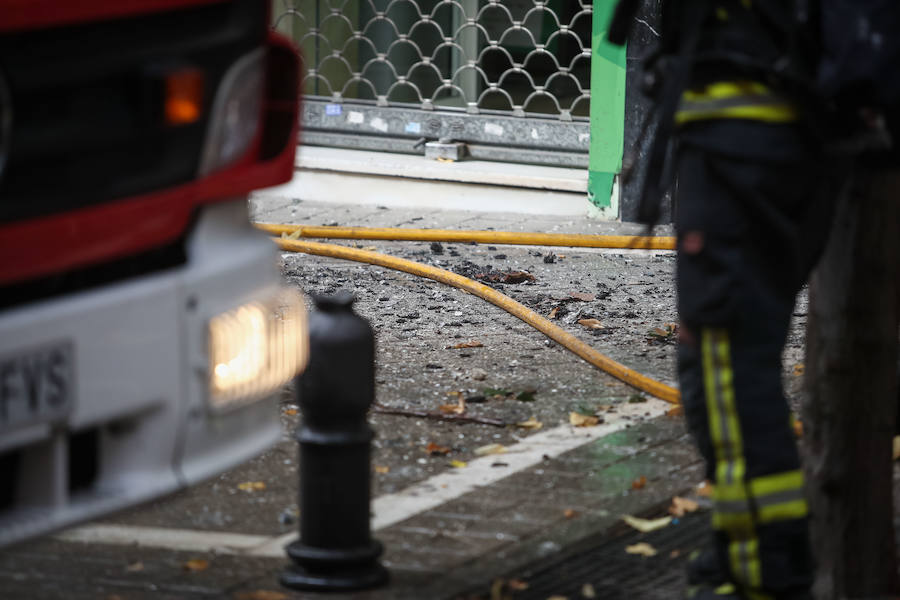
[165,68,204,125]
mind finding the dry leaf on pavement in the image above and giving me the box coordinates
[126,561,144,572]
[669,496,700,517]
[234,591,289,600]
[696,480,713,498]
[450,459,467,468]
[439,397,466,414]
[793,362,805,376]
[516,416,543,430]
[631,476,647,490]
[374,465,390,474]
[237,481,266,492]
[474,443,507,456]
[625,542,658,557]
[569,292,596,302]
[282,408,298,416]
[183,558,210,572]
[446,340,484,349]
[569,412,599,427]
[549,306,561,319]
[576,318,604,330]
[563,508,578,519]
[622,515,672,533]
[793,418,804,438]
[425,442,451,455]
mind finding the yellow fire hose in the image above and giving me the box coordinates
[259,223,676,251]
[275,237,680,404]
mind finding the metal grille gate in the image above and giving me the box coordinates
[273,0,593,167]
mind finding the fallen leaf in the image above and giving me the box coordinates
[549,306,561,319]
[581,582,597,598]
[793,418,804,438]
[374,465,390,474]
[647,323,678,344]
[557,254,566,259]
[436,156,456,163]
[183,558,210,572]
[625,542,658,557]
[450,459,468,468]
[285,229,302,240]
[622,514,672,533]
[282,408,298,416]
[234,591,289,600]
[425,442,451,455]
[126,560,144,572]
[361,246,377,252]
[576,318,604,330]
[446,340,484,349]
[793,362,805,376]
[666,405,684,417]
[569,292,596,302]
[501,270,535,284]
[439,397,466,414]
[475,443,507,456]
[237,481,266,492]
[476,270,535,284]
[563,508,578,519]
[508,579,529,591]
[569,412,600,427]
[894,436,900,461]
[516,417,543,430]
[668,496,700,517]
[696,480,713,498]
[631,476,648,490]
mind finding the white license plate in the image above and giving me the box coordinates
[0,341,74,433]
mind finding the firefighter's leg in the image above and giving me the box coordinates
[675,123,816,598]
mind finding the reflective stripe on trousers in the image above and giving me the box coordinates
[701,329,808,598]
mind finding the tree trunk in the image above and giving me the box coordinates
[803,166,900,599]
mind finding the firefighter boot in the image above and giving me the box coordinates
[686,545,729,586]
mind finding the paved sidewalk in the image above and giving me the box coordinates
[1,198,714,600]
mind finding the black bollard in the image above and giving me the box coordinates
[280,291,389,592]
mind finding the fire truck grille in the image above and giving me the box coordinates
[0,0,266,224]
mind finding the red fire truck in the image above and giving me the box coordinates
[0,0,307,547]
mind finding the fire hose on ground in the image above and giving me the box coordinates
[266,224,680,405]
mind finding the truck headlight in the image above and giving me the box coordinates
[208,288,308,411]
[197,48,264,176]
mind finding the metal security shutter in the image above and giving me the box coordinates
[273,0,592,167]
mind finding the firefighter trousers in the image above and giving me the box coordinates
[674,120,832,598]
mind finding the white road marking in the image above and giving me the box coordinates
[55,399,670,558]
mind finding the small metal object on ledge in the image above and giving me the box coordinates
[425,139,468,161]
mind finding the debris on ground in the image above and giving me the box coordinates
[625,542,658,557]
[622,515,672,533]
[668,496,700,517]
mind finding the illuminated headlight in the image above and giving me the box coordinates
[197,48,265,176]
[208,288,308,411]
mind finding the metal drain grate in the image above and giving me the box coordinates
[466,509,710,600]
